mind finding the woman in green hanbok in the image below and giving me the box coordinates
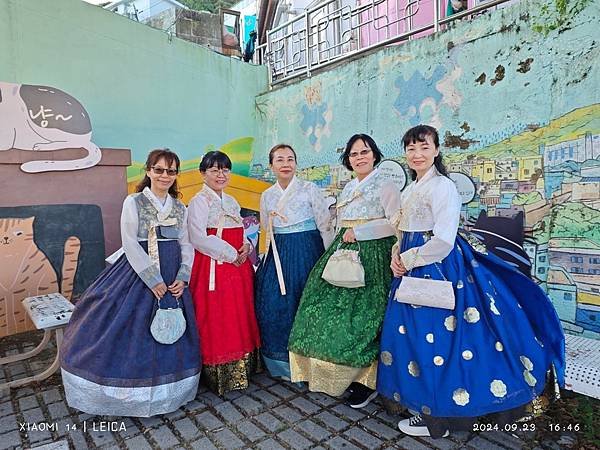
[288,134,401,408]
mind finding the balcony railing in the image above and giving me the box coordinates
[254,0,516,86]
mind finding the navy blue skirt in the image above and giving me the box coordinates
[255,229,324,377]
[60,241,201,417]
[377,231,565,418]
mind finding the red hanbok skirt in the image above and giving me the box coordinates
[189,227,260,366]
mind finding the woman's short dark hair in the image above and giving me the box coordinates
[135,148,181,198]
[268,144,297,164]
[402,125,449,180]
[199,151,232,172]
[340,134,383,171]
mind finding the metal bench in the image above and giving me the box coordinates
[0,293,73,390]
[564,334,600,400]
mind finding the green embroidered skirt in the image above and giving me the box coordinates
[288,229,395,395]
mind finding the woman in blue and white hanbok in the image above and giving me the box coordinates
[255,144,333,380]
[61,149,200,417]
[377,125,565,438]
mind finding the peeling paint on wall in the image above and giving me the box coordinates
[252,0,600,339]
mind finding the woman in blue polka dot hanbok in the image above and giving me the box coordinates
[376,125,565,438]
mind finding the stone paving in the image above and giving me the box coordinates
[0,331,570,449]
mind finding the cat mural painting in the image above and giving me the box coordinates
[0,81,101,172]
[0,217,80,337]
[60,149,201,417]
[377,125,565,438]
[188,151,261,395]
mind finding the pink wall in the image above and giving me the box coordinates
[357,0,474,48]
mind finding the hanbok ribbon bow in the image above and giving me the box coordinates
[147,216,178,270]
[267,211,288,296]
[335,189,362,210]
[209,211,242,292]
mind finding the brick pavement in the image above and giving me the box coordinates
[0,331,571,449]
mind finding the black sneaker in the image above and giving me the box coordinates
[398,414,449,437]
[347,384,378,409]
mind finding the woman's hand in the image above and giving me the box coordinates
[391,253,408,277]
[168,280,186,299]
[342,228,356,243]
[151,282,168,299]
[233,243,251,266]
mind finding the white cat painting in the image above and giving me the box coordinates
[0,81,101,173]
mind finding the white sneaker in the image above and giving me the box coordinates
[398,414,449,438]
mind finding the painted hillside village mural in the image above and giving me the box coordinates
[248,2,600,339]
[250,101,600,339]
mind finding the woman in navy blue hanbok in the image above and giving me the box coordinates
[61,149,200,417]
[377,126,565,438]
[255,144,333,380]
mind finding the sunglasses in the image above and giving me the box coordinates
[151,166,178,176]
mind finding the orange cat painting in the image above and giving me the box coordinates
[0,217,80,337]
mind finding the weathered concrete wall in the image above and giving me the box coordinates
[252,0,600,339]
[176,8,223,52]
[0,0,267,179]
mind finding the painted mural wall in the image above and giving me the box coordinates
[252,0,600,339]
[0,0,267,182]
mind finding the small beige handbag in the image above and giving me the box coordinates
[322,242,365,288]
[394,263,455,310]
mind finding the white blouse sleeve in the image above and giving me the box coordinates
[309,183,334,248]
[259,193,268,234]
[353,182,401,241]
[187,195,238,263]
[120,196,164,289]
[176,208,194,282]
[400,180,461,270]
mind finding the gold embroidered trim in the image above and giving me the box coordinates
[289,352,377,397]
[202,349,261,396]
[340,217,384,228]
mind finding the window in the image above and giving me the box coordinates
[486,168,493,174]
[538,267,546,275]
[539,256,547,262]
[564,293,573,301]
[524,169,530,175]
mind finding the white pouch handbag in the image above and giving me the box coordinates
[150,298,187,344]
[394,263,455,310]
[321,242,365,288]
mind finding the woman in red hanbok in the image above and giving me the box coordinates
[188,151,261,395]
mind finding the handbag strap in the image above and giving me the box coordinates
[157,297,182,309]
[407,261,447,281]
[336,240,361,253]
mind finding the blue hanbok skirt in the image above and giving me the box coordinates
[255,224,324,379]
[61,240,201,417]
[377,231,565,418]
